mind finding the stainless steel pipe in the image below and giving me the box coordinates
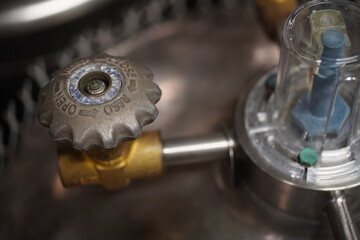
[325,191,360,240]
[162,131,234,166]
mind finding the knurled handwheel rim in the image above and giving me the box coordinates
[37,54,161,151]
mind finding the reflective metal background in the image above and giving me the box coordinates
[0,0,115,37]
[0,1,345,239]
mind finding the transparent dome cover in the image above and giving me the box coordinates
[274,0,360,157]
[240,0,360,190]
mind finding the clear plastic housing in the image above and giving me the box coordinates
[272,0,360,164]
[240,0,360,189]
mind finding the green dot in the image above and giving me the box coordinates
[298,148,318,167]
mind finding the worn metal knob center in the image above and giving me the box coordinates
[78,72,111,97]
[86,79,107,95]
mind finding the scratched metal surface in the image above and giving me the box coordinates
[0,6,337,240]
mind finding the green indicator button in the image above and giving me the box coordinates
[298,148,318,167]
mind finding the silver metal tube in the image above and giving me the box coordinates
[325,191,360,240]
[162,131,234,166]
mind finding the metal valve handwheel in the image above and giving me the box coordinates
[37,54,161,150]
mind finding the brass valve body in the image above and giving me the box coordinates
[58,131,163,189]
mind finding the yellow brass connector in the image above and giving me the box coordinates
[58,131,163,190]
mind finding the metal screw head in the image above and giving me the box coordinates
[298,148,318,167]
[86,79,106,95]
[78,71,111,96]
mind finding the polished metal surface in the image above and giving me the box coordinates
[2,125,326,240]
[242,157,326,220]
[1,6,336,240]
[163,131,233,166]
[0,0,114,37]
[325,191,360,240]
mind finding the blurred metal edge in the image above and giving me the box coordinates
[0,0,116,37]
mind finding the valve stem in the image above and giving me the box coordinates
[291,30,350,138]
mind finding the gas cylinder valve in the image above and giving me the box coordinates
[37,54,163,189]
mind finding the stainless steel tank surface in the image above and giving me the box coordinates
[1,3,353,240]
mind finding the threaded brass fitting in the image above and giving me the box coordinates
[58,131,163,190]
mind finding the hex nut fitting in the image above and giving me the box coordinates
[37,54,161,151]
